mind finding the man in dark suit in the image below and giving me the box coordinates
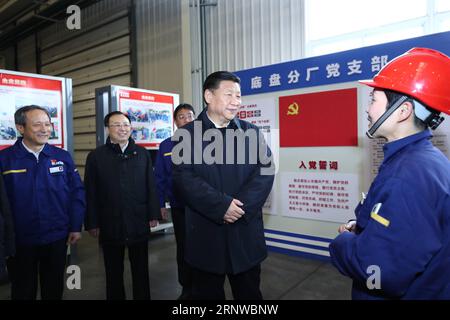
[173,71,275,300]
[0,174,14,284]
[84,111,160,300]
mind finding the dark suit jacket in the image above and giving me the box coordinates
[0,174,15,271]
[173,108,275,274]
[84,138,160,245]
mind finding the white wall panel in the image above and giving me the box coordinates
[200,0,305,73]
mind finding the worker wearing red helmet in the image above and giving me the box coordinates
[329,48,450,299]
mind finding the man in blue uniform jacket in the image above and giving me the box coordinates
[173,71,275,300]
[329,48,450,300]
[0,105,85,300]
[155,103,195,299]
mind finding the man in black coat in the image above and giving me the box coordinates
[84,111,160,300]
[173,71,275,300]
[0,174,15,283]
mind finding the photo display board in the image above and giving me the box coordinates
[0,69,70,150]
[95,85,179,149]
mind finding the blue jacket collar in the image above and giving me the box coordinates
[13,138,53,158]
[382,129,432,164]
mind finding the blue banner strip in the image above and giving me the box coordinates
[265,228,333,243]
[235,31,450,96]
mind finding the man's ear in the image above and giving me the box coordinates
[398,101,414,122]
[15,124,25,135]
[204,89,213,105]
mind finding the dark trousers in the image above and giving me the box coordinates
[191,264,263,300]
[7,238,67,300]
[171,207,193,296]
[102,240,150,300]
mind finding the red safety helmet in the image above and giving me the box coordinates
[360,47,450,115]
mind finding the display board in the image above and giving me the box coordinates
[95,85,179,149]
[0,69,73,152]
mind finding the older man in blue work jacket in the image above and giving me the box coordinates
[0,105,85,300]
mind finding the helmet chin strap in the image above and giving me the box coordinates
[366,96,409,139]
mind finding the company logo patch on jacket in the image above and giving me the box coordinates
[49,159,65,174]
[50,159,64,166]
[370,203,390,227]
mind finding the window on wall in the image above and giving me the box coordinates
[305,0,450,57]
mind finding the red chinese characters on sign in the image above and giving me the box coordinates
[279,88,358,147]
[298,160,338,170]
[287,179,351,214]
[237,109,262,120]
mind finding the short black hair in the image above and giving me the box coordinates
[202,71,240,104]
[14,105,51,126]
[174,103,195,119]
[104,111,131,127]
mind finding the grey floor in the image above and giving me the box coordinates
[0,230,352,300]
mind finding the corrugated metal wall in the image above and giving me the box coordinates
[135,0,184,96]
[201,0,305,72]
[189,0,305,108]
[35,0,132,178]
[17,35,37,73]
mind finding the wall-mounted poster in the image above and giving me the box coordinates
[240,96,279,215]
[117,88,177,149]
[0,70,65,150]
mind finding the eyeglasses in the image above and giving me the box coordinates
[176,113,194,120]
[109,123,131,129]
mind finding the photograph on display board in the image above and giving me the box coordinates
[50,120,59,139]
[0,72,64,149]
[0,120,16,141]
[119,89,174,149]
